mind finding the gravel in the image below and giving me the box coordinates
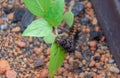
[0,0,119,78]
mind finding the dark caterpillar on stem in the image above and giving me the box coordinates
[56,25,80,53]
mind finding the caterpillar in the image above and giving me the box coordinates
[56,25,80,53]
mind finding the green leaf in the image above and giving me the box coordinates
[49,42,66,78]
[64,11,74,27]
[24,0,51,17]
[22,18,52,37]
[43,33,56,44]
[45,0,64,26]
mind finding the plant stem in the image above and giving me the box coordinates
[55,27,58,35]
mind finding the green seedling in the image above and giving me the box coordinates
[22,0,74,78]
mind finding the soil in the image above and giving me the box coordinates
[0,0,120,78]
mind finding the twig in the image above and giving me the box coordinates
[58,27,69,33]
[55,27,58,35]
[69,0,75,11]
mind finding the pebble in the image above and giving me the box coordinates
[79,72,84,78]
[8,4,13,9]
[82,50,92,61]
[72,2,85,16]
[39,69,48,78]
[82,27,86,33]
[86,27,91,33]
[109,59,115,64]
[11,26,21,32]
[92,17,98,25]
[108,65,120,73]
[64,64,69,70]
[63,71,69,77]
[15,41,26,48]
[69,57,74,64]
[2,2,7,8]
[33,48,43,53]
[5,70,17,78]
[0,24,7,30]
[34,58,44,68]
[0,18,4,25]
[89,40,97,48]
[84,74,92,78]
[86,2,92,8]
[79,62,83,68]
[94,26,100,32]
[100,55,105,62]
[8,12,14,21]
[55,76,63,78]
[0,59,11,74]
[12,8,25,23]
[90,47,96,51]
[95,63,101,68]
[57,67,64,75]
[89,60,95,67]
[3,7,14,14]
[21,10,35,32]
[90,31,103,41]
[75,51,82,59]
[81,16,89,25]
[2,17,9,22]
[68,72,73,78]
[82,60,86,65]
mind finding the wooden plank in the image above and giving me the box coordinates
[91,0,120,68]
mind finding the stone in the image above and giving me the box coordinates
[12,8,25,23]
[0,18,4,25]
[68,72,73,78]
[90,31,103,41]
[81,16,90,25]
[8,12,14,20]
[92,17,98,25]
[0,59,11,74]
[79,62,83,68]
[39,69,48,78]
[0,24,7,30]
[94,26,100,32]
[63,71,68,77]
[89,40,97,48]
[21,10,35,32]
[89,60,95,67]
[34,58,44,68]
[57,67,64,75]
[3,7,14,14]
[5,70,17,78]
[15,41,26,48]
[72,2,85,16]
[64,64,69,70]
[11,27,21,32]
[108,65,120,73]
[75,51,82,59]
[79,72,84,78]
[82,60,86,65]
[86,2,92,8]
[54,76,62,78]
[2,2,7,8]
[95,63,101,68]
[69,57,74,64]
[109,59,115,64]
[33,48,43,53]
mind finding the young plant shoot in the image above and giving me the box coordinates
[22,0,74,77]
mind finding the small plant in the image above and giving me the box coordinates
[22,0,74,78]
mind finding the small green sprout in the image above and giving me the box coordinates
[22,0,74,78]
